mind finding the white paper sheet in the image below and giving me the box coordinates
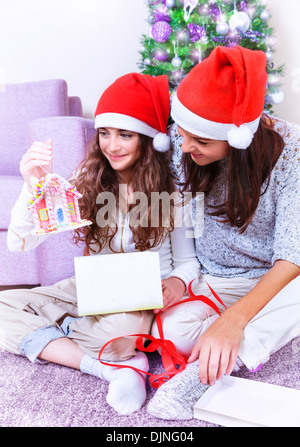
[194,375,300,427]
[74,251,163,316]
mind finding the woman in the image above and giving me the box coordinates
[148,46,300,420]
[0,73,199,416]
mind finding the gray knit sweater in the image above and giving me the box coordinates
[170,117,300,278]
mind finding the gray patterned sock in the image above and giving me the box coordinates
[147,361,209,420]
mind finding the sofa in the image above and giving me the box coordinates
[0,79,96,286]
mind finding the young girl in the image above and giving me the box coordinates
[147,46,300,420]
[0,73,199,416]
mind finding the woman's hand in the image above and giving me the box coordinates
[188,310,244,386]
[20,138,53,193]
[187,260,300,386]
[153,277,186,314]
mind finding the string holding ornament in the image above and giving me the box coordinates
[171,40,182,68]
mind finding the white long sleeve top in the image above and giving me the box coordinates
[7,183,200,288]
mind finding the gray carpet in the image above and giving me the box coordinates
[0,340,299,427]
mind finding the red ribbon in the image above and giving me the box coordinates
[98,280,226,389]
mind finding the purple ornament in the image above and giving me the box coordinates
[209,4,220,19]
[240,1,247,12]
[187,23,205,42]
[170,69,183,85]
[153,4,170,22]
[154,9,170,22]
[152,21,172,43]
[153,48,169,62]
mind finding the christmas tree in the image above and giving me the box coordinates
[139,0,284,112]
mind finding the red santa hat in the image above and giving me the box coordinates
[171,46,268,150]
[94,72,170,152]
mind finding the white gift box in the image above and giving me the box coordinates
[74,251,163,316]
[194,375,300,427]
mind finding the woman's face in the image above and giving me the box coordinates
[98,128,141,181]
[178,126,230,166]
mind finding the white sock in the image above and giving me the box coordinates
[80,351,149,416]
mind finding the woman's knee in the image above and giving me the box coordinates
[151,302,218,357]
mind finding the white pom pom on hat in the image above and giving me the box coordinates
[171,46,268,150]
[94,73,171,152]
[153,132,171,152]
[227,124,254,150]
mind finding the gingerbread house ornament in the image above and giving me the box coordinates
[28,173,92,236]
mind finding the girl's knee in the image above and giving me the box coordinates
[70,310,154,360]
[104,310,153,337]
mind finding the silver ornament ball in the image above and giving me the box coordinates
[171,56,182,68]
[265,50,273,61]
[260,9,270,21]
[229,11,251,33]
[166,0,175,7]
[216,21,229,36]
[271,90,284,104]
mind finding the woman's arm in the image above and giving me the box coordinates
[188,259,300,385]
[7,139,53,252]
[153,199,200,313]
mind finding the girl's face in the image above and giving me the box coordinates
[99,128,141,181]
[178,126,230,166]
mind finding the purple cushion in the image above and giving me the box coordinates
[0,176,25,229]
[0,231,40,285]
[0,79,69,176]
[27,117,96,179]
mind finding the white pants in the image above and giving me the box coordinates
[151,274,300,371]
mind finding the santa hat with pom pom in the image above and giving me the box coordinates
[171,45,268,150]
[95,73,170,152]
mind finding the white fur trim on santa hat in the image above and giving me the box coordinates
[95,112,170,152]
[171,93,261,150]
[95,113,158,138]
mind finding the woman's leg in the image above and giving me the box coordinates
[239,275,300,370]
[151,274,257,359]
[147,275,300,420]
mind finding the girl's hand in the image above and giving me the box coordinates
[188,311,244,386]
[153,277,186,314]
[20,138,53,193]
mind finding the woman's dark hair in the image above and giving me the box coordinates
[72,130,176,252]
[180,113,284,233]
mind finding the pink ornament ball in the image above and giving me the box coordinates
[152,20,172,43]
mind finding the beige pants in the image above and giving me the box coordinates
[0,276,154,361]
[151,274,300,371]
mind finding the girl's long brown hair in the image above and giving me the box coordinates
[72,131,176,253]
[180,113,284,233]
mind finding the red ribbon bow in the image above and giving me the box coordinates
[98,280,226,388]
